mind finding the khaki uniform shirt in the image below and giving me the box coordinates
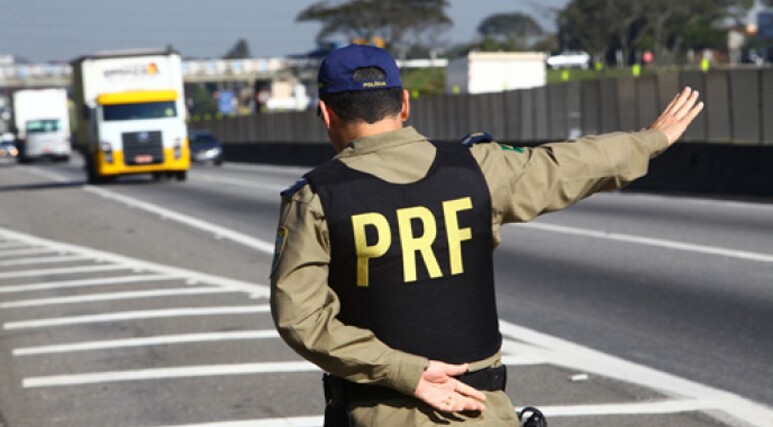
[270,126,668,398]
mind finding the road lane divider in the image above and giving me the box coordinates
[13,330,280,356]
[514,222,773,263]
[23,166,276,254]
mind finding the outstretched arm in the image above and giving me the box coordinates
[472,86,704,227]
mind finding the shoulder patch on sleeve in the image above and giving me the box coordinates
[498,143,525,153]
[459,131,494,146]
[280,177,308,198]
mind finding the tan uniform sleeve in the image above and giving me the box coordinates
[270,185,428,396]
[471,129,669,236]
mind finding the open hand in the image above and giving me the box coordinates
[649,86,704,145]
[414,360,487,413]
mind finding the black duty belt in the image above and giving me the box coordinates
[325,364,507,405]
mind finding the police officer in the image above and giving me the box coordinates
[270,44,703,426]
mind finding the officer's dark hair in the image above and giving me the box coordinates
[320,67,403,125]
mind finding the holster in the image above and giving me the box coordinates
[323,374,351,427]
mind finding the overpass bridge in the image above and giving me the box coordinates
[0,56,447,90]
[0,57,300,91]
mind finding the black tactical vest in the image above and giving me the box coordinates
[305,140,501,363]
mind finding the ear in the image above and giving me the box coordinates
[319,99,334,129]
[400,89,411,122]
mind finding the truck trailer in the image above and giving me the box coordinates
[12,88,72,163]
[71,48,189,183]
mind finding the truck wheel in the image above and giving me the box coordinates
[175,171,187,181]
[86,161,105,184]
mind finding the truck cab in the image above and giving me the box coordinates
[71,49,189,183]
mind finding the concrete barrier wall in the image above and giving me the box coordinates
[192,69,773,197]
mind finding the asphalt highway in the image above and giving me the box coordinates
[0,154,771,427]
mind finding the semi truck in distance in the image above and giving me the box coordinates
[12,88,72,163]
[71,48,189,183]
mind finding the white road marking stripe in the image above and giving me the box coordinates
[3,305,270,330]
[22,167,275,254]
[0,228,269,298]
[13,330,280,355]
[146,416,323,427]
[0,264,129,280]
[618,191,773,212]
[135,400,723,427]
[134,399,727,427]
[0,274,176,294]
[84,186,275,254]
[534,399,718,417]
[515,222,773,263]
[194,174,285,192]
[0,254,90,267]
[0,242,29,250]
[0,287,236,308]
[498,321,773,425]
[22,361,317,387]
[0,247,56,258]
[13,170,772,425]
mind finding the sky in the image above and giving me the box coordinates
[0,0,570,63]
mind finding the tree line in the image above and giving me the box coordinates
[294,0,772,65]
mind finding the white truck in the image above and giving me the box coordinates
[71,48,189,183]
[12,88,72,163]
[446,51,547,95]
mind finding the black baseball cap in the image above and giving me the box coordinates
[317,44,402,96]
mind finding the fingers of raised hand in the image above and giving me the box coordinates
[666,87,694,116]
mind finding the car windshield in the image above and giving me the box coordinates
[103,101,177,121]
[26,119,62,133]
[191,133,217,144]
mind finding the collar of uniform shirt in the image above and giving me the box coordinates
[336,126,426,158]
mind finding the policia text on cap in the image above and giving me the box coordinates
[270,44,704,427]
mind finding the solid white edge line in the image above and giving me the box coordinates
[498,320,773,425]
[514,222,773,263]
[0,274,177,294]
[534,399,718,417]
[3,305,270,330]
[22,361,318,387]
[0,227,269,298]
[0,287,236,308]
[13,330,280,355]
[23,166,277,253]
[83,185,275,253]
